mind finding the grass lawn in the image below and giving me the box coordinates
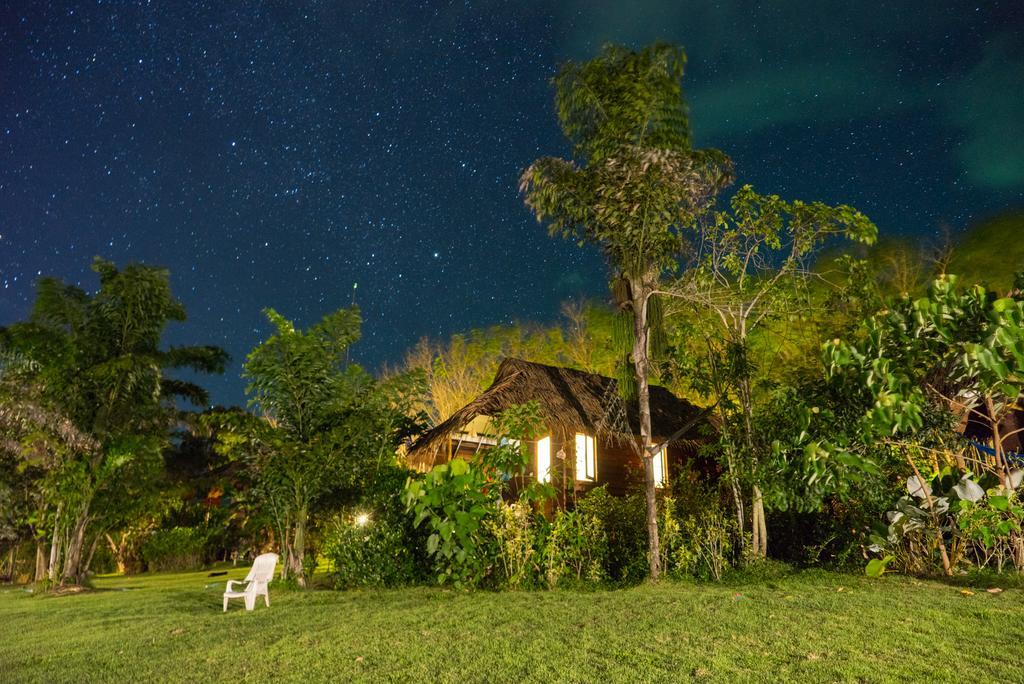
[1,566,1021,683]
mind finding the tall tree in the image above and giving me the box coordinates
[0,257,227,585]
[521,43,732,579]
[669,186,877,557]
[216,306,424,587]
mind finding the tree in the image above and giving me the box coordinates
[0,257,227,585]
[216,306,424,587]
[824,274,1024,575]
[521,43,732,579]
[668,185,877,557]
[400,302,619,425]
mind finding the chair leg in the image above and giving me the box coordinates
[245,594,255,611]
[264,593,270,607]
[223,596,229,612]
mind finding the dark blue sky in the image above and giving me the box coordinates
[2,1,1022,406]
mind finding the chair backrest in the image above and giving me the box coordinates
[244,553,279,583]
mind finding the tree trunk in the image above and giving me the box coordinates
[48,504,63,582]
[632,280,661,581]
[986,397,1008,489]
[291,506,308,588]
[82,534,101,577]
[4,546,14,581]
[61,512,91,585]
[712,374,745,550]
[752,485,767,558]
[738,369,768,559]
[904,448,952,576]
[34,542,47,583]
[105,532,128,574]
[729,462,745,546]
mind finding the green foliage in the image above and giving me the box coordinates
[552,43,692,163]
[864,465,1024,576]
[0,257,226,586]
[671,506,738,582]
[403,457,494,588]
[947,210,1024,295]
[754,385,885,514]
[522,145,730,281]
[824,276,982,441]
[824,275,1024,492]
[957,488,1024,573]
[576,486,649,583]
[486,502,540,590]
[140,526,209,572]
[403,403,549,588]
[665,180,878,561]
[324,509,425,589]
[244,306,365,442]
[322,464,428,589]
[216,306,423,588]
[655,481,740,582]
[864,555,894,578]
[543,508,607,587]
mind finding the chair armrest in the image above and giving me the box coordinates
[225,579,249,592]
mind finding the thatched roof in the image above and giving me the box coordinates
[408,357,710,468]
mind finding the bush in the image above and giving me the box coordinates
[486,502,539,589]
[671,506,737,581]
[543,508,607,587]
[141,527,208,572]
[959,490,1024,574]
[323,508,423,588]
[576,486,646,584]
[403,403,550,589]
[324,466,428,589]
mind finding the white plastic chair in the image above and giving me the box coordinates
[223,553,278,612]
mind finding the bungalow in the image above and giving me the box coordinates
[407,358,713,499]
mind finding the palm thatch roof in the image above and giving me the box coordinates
[408,357,710,468]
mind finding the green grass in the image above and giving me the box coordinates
[1,566,1021,683]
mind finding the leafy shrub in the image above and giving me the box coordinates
[141,527,208,571]
[658,495,683,575]
[404,457,495,587]
[671,506,737,581]
[958,490,1024,573]
[403,403,550,589]
[486,501,539,589]
[324,465,429,588]
[866,466,1024,576]
[324,507,425,588]
[576,486,646,583]
[543,508,607,587]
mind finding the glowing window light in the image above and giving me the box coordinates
[652,447,668,488]
[574,433,596,481]
[536,436,552,483]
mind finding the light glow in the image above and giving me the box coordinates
[355,512,371,527]
[536,436,552,483]
[574,433,596,481]
[652,448,668,488]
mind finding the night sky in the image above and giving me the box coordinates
[2,2,1022,406]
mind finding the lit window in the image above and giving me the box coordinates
[574,433,596,481]
[536,436,552,483]
[652,447,668,488]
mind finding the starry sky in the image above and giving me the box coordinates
[1,1,1022,406]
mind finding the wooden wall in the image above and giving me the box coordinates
[438,426,713,506]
